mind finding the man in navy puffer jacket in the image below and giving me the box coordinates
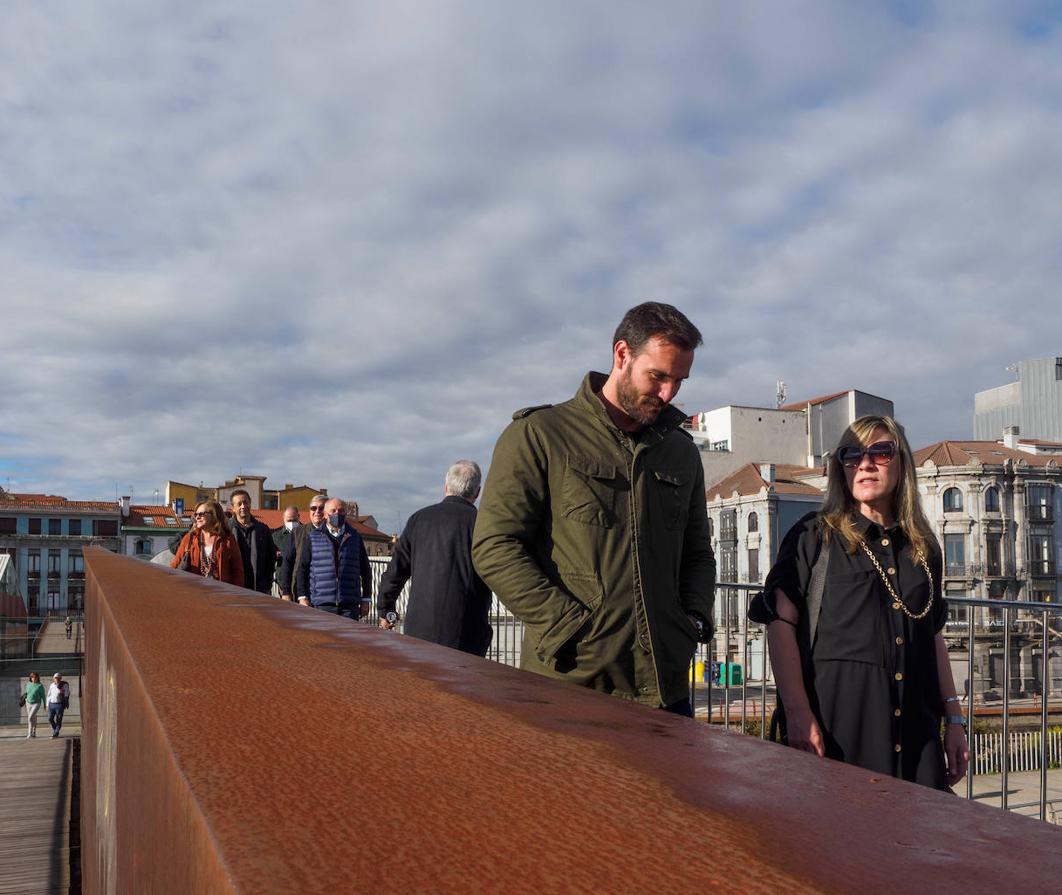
[296,497,373,618]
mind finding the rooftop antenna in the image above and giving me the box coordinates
[775,379,787,409]
[1005,363,1019,381]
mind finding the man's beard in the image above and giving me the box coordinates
[616,367,665,426]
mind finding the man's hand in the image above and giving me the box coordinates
[379,617,395,630]
[784,706,826,757]
[280,594,293,602]
[298,597,311,607]
[944,723,970,786]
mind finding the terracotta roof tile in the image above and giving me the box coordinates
[913,441,1062,468]
[706,463,824,500]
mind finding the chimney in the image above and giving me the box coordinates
[119,495,130,517]
[1003,426,1020,449]
[759,464,776,483]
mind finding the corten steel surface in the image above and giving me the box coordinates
[81,550,1062,894]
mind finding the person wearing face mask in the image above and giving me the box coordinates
[271,506,300,595]
[228,489,277,595]
[296,497,373,618]
[280,495,328,602]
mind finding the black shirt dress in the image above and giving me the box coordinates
[764,511,949,790]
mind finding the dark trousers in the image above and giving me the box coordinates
[48,704,65,735]
[316,603,358,620]
[663,698,693,718]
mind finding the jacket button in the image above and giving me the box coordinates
[894,743,902,753]
[887,567,897,575]
[892,602,901,610]
[895,672,903,681]
[894,708,902,717]
[895,636,904,645]
[881,538,890,547]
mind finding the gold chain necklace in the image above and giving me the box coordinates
[857,540,934,620]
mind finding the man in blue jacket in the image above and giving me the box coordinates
[296,497,373,618]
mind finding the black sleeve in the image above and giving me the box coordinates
[762,512,822,613]
[359,539,372,601]
[929,546,947,633]
[296,538,311,599]
[377,528,413,615]
[278,534,297,596]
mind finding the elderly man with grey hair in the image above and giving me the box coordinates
[378,460,493,655]
[296,497,373,618]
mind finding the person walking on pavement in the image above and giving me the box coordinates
[46,672,70,738]
[24,671,45,738]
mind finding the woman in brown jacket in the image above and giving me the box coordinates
[171,500,245,587]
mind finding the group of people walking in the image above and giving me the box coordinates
[21,671,70,739]
[161,300,968,795]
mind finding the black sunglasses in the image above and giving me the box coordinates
[838,440,896,469]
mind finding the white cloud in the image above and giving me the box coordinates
[2,2,1062,521]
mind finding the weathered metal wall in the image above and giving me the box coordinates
[82,549,1062,894]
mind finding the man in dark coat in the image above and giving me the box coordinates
[378,461,493,656]
[229,489,277,594]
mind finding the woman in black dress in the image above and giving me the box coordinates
[763,415,969,790]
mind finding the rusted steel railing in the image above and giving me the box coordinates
[81,549,1062,894]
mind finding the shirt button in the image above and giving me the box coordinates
[894,743,902,753]
[887,567,897,575]
[892,602,901,610]
[895,672,903,681]
[894,708,902,717]
[881,538,890,547]
[895,636,904,645]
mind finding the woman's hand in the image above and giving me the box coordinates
[785,706,826,757]
[943,723,970,786]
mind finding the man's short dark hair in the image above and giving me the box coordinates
[613,302,703,355]
[230,489,251,504]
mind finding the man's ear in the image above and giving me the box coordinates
[613,339,632,371]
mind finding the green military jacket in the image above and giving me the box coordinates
[472,371,716,707]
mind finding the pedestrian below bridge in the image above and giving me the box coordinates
[378,461,493,656]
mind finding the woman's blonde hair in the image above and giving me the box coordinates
[195,500,230,537]
[820,415,938,560]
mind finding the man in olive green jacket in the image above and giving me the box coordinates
[472,302,715,714]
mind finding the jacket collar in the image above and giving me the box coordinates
[578,371,688,439]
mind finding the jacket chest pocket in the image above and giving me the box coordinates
[562,455,621,528]
[650,469,688,530]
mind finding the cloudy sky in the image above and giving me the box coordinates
[2,1,1061,530]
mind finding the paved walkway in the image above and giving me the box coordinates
[0,734,77,893]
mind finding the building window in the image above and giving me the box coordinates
[1027,485,1054,522]
[69,519,82,536]
[943,488,963,513]
[984,487,1000,513]
[710,440,730,452]
[944,534,965,575]
[720,547,737,581]
[706,518,713,541]
[28,518,41,535]
[1029,532,1053,576]
[0,517,15,534]
[747,511,759,533]
[720,509,737,541]
[1056,357,1062,381]
[28,584,40,614]
[68,584,84,611]
[985,535,1002,577]
[47,549,61,574]
[135,538,153,557]
[92,519,118,537]
[27,549,41,574]
[747,549,760,583]
[70,551,84,576]
[48,518,61,535]
[46,588,61,612]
